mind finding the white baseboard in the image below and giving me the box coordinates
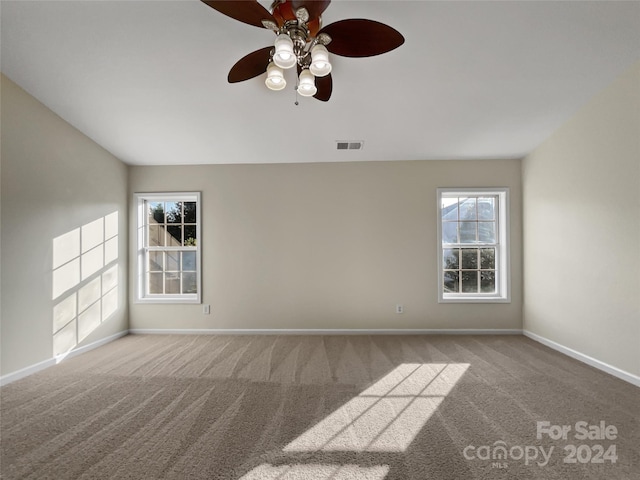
[523,330,640,388]
[4,328,636,388]
[0,357,57,387]
[128,328,523,336]
[0,330,129,387]
[55,330,129,363]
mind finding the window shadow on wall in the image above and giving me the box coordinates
[51,211,119,360]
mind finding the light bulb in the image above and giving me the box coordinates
[265,63,286,91]
[298,68,317,97]
[310,44,332,77]
[273,34,297,69]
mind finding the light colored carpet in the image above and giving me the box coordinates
[1,334,638,479]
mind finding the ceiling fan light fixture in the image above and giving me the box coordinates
[297,68,317,97]
[273,33,296,69]
[265,63,286,90]
[310,44,332,77]
[202,0,405,103]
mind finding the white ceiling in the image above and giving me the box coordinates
[2,0,639,165]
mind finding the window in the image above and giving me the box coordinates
[135,192,201,303]
[437,188,510,303]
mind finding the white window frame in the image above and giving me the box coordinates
[437,188,510,303]
[135,192,201,304]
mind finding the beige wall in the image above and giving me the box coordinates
[522,63,640,377]
[129,159,522,330]
[1,75,129,376]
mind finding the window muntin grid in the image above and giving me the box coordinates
[437,189,509,303]
[136,193,201,303]
[441,195,498,295]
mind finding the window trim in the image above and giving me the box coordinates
[437,187,510,303]
[134,192,202,304]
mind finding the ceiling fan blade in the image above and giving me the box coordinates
[314,73,332,102]
[201,0,276,29]
[290,0,331,20]
[228,47,272,83]
[319,19,405,57]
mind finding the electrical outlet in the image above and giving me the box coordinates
[203,304,210,315]
[396,304,404,314]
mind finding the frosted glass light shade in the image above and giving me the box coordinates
[310,44,332,77]
[265,63,286,90]
[298,69,317,97]
[273,34,297,69]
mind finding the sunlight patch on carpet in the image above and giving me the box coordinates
[239,463,389,480]
[284,363,469,453]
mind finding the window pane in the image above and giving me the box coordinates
[441,198,458,221]
[459,198,477,220]
[443,248,459,269]
[481,271,496,293]
[184,225,197,246]
[461,271,478,293]
[478,197,495,220]
[443,271,459,293]
[480,248,495,269]
[461,249,478,269]
[184,202,196,223]
[167,225,182,245]
[459,222,476,243]
[165,202,182,224]
[182,272,197,294]
[166,251,180,271]
[183,251,196,271]
[148,202,164,225]
[149,251,163,272]
[478,222,496,243]
[165,273,180,294]
[149,272,163,294]
[148,225,165,247]
[442,222,458,244]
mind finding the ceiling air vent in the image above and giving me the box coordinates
[336,141,364,150]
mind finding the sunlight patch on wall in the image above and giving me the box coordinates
[284,363,469,453]
[239,463,389,480]
[52,212,119,358]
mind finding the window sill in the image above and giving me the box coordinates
[439,295,511,304]
[135,296,200,305]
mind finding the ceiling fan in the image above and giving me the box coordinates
[201,0,405,101]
